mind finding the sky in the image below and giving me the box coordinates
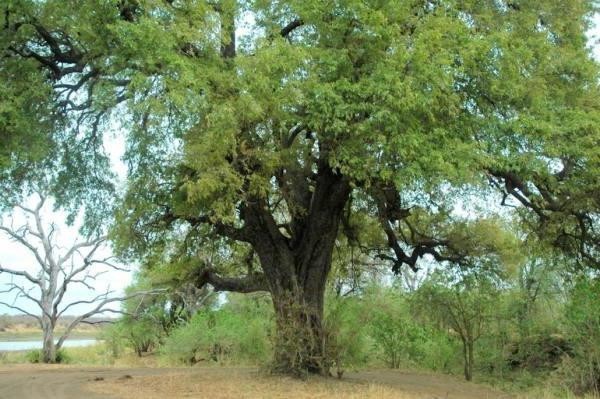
[0,11,599,318]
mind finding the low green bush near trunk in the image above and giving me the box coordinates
[160,306,272,365]
[25,348,71,364]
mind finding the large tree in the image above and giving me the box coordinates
[1,0,599,373]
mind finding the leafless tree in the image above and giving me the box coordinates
[0,193,149,363]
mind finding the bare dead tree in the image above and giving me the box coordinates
[0,193,150,363]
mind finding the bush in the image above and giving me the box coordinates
[160,306,271,365]
[368,291,427,369]
[99,316,163,358]
[26,348,71,364]
[555,278,600,395]
[99,324,126,359]
[417,330,459,372]
[325,296,371,376]
[506,334,573,372]
[123,318,161,356]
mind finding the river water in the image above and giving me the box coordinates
[0,339,97,351]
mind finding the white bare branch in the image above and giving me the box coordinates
[0,263,42,285]
[0,283,43,310]
[57,235,106,269]
[86,257,129,272]
[0,191,136,362]
[57,289,116,318]
[56,290,166,349]
[0,301,42,324]
[0,225,48,271]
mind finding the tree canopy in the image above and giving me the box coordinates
[1,0,599,374]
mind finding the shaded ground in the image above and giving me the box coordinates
[0,365,511,399]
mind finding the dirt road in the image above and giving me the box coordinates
[0,365,511,399]
[0,365,175,399]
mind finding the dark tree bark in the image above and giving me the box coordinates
[191,163,351,375]
[248,165,351,374]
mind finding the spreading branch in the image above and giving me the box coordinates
[280,18,304,38]
[192,268,268,293]
[371,181,466,273]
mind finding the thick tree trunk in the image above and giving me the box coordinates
[234,165,351,375]
[270,282,328,375]
[267,188,348,375]
[42,322,56,363]
[41,287,57,363]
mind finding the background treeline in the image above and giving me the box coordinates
[101,254,600,398]
[0,315,110,333]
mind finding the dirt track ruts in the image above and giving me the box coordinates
[0,365,194,399]
[0,365,511,399]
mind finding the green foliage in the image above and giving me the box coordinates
[324,286,461,374]
[367,289,427,369]
[558,277,600,395]
[0,46,55,173]
[506,334,572,372]
[416,331,459,373]
[412,271,501,380]
[101,287,167,357]
[160,305,272,366]
[25,349,70,364]
[2,0,598,385]
[110,274,214,357]
[118,317,162,357]
[24,350,42,364]
[98,324,126,359]
[324,295,372,374]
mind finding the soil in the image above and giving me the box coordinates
[0,365,175,399]
[0,365,511,399]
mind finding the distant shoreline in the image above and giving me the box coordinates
[0,331,99,342]
[0,338,101,352]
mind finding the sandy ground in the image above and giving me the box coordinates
[0,365,511,399]
[0,365,174,399]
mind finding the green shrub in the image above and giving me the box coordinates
[367,290,428,369]
[370,310,428,368]
[325,296,371,375]
[99,324,126,359]
[99,316,163,358]
[160,307,271,365]
[556,278,600,396]
[25,348,71,364]
[123,318,162,356]
[506,334,573,372]
[25,350,41,363]
[417,330,459,372]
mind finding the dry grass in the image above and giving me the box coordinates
[515,388,600,399]
[86,367,509,399]
[89,368,429,399]
[3,363,592,399]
